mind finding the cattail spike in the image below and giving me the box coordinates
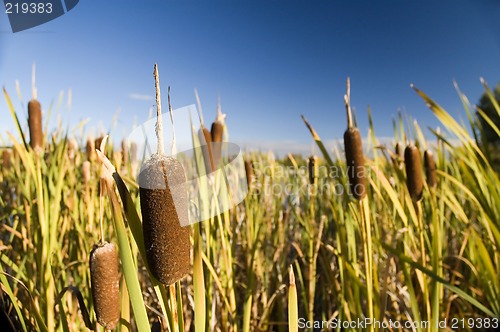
[404,145,424,202]
[344,128,366,200]
[90,242,120,330]
[308,156,316,185]
[424,149,437,188]
[244,159,253,189]
[28,99,43,151]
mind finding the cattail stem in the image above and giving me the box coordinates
[154,64,165,155]
[345,77,353,129]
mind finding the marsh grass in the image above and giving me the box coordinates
[0,76,498,332]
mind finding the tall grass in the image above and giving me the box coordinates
[0,76,499,332]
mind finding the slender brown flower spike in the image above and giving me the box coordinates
[138,64,190,285]
[343,78,366,200]
[245,159,253,189]
[2,150,11,170]
[86,138,95,161]
[210,97,225,169]
[404,144,424,202]
[28,98,43,152]
[89,242,120,330]
[308,156,316,185]
[424,149,437,188]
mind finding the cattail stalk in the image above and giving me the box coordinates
[90,242,120,330]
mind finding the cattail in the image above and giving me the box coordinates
[2,150,11,170]
[343,78,366,200]
[198,126,214,173]
[86,138,95,161]
[244,159,253,189]
[344,128,366,200]
[139,155,190,285]
[95,136,104,154]
[211,112,224,169]
[424,149,437,188]
[89,242,120,330]
[139,64,190,285]
[83,161,91,185]
[68,138,77,160]
[28,99,43,151]
[121,139,129,165]
[308,156,316,185]
[404,145,423,202]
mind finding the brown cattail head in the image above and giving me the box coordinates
[424,149,437,188]
[121,139,129,165]
[308,156,316,185]
[138,154,190,285]
[86,138,95,161]
[211,121,224,169]
[344,128,366,200]
[2,150,11,170]
[198,126,214,173]
[95,136,104,155]
[244,159,253,189]
[83,161,91,185]
[404,145,424,202]
[28,99,43,151]
[89,242,120,330]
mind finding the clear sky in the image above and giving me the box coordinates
[1,0,499,155]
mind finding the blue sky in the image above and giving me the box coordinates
[1,0,499,155]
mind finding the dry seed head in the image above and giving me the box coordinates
[83,161,91,185]
[244,159,253,189]
[344,128,366,200]
[2,150,11,170]
[95,136,104,155]
[121,139,129,164]
[198,126,214,173]
[308,156,316,185]
[28,99,43,151]
[89,242,120,330]
[404,145,423,202]
[424,149,437,188]
[86,138,95,161]
[139,154,190,285]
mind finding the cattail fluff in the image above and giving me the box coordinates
[424,149,437,188]
[90,242,120,330]
[344,128,366,200]
[198,126,214,173]
[244,159,253,189]
[404,145,424,202]
[139,155,190,285]
[2,150,11,170]
[308,156,316,185]
[28,99,43,151]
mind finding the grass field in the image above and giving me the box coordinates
[0,75,499,331]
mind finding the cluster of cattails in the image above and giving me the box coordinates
[28,98,43,152]
[89,242,120,330]
[343,78,366,200]
[138,64,190,285]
